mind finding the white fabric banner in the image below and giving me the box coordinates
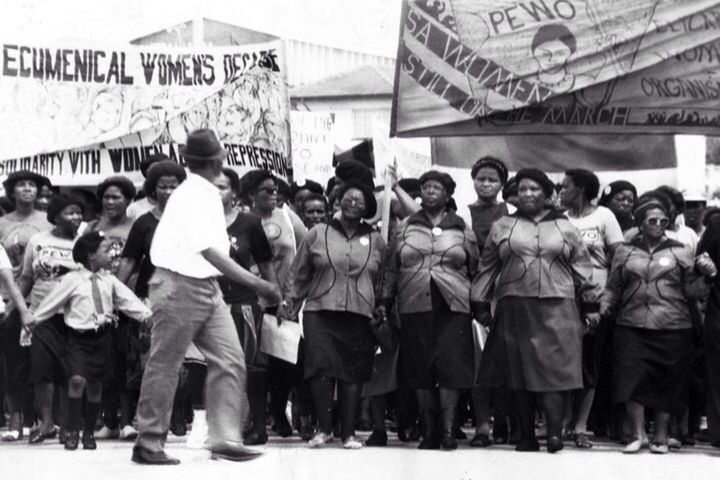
[0,39,291,184]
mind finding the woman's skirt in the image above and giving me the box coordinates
[478,297,583,392]
[29,314,66,386]
[303,310,375,384]
[0,309,30,393]
[230,301,268,372]
[612,325,693,412]
[65,326,114,382]
[400,282,474,390]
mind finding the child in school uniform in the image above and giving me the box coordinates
[28,231,151,450]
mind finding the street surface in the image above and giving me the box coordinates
[1,430,719,480]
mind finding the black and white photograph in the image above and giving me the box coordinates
[1,1,720,479]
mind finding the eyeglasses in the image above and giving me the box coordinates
[257,186,278,195]
[645,216,669,227]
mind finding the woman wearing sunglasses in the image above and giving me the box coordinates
[280,178,385,449]
[602,196,715,454]
[239,169,307,439]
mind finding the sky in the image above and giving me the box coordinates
[0,0,403,57]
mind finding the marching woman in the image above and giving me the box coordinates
[87,175,138,440]
[16,193,85,444]
[598,180,637,233]
[116,160,186,437]
[29,232,152,451]
[602,198,715,454]
[380,170,479,450]
[473,168,600,453]
[460,157,514,447]
[240,169,307,438]
[279,177,385,449]
[558,169,623,448]
[0,171,53,442]
[213,168,279,445]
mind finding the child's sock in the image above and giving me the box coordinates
[67,397,83,432]
[84,402,100,435]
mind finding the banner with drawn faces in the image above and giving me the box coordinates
[0,39,291,185]
[391,0,720,136]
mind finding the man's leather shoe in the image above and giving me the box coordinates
[131,446,180,465]
[210,442,262,462]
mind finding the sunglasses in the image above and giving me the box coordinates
[341,197,366,208]
[645,216,669,227]
[257,186,278,195]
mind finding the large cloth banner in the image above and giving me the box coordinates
[0,39,291,185]
[391,0,720,136]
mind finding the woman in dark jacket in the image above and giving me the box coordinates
[380,170,479,450]
[473,168,600,453]
[598,180,637,233]
[602,198,714,454]
[280,179,385,449]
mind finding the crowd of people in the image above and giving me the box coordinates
[2,128,720,463]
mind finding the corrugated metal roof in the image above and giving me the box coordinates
[291,64,395,98]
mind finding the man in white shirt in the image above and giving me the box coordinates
[132,129,281,465]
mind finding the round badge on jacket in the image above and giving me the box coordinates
[432,227,443,236]
[658,257,671,267]
[359,236,369,246]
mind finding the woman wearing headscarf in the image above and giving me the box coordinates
[117,161,187,438]
[602,198,714,454]
[559,169,624,448]
[16,193,85,444]
[458,157,516,447]
[379,170,478,450]
[87,175,138,440]
[473,168,601,453]
[0,171,53,441]
[280,178,384,449]
[598,181,637,233]
[239,169,307,438]
[214,168,279,445]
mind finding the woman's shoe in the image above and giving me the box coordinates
[667,437,682,450]
[492,423,509,444]
[299,416,314,442]
[82,431,97,450]
[243,432,268,446]
[273,418,293,438]
[308,432,333,448]
[469,432,492,447]
[64,431,79,451]
[365,429,387,446]
[573,432,593,449]
[515,438,540,452]
[343,435,363,449]
[1,430,22,442]
[650,442,669,454]
[623,437,648,454]
[680,434,696,446]
[28,426,58,445]
[418,434,441,450]
[547,436,564,453]
[441,430,458,450]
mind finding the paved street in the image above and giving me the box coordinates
[1,431,719,480]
